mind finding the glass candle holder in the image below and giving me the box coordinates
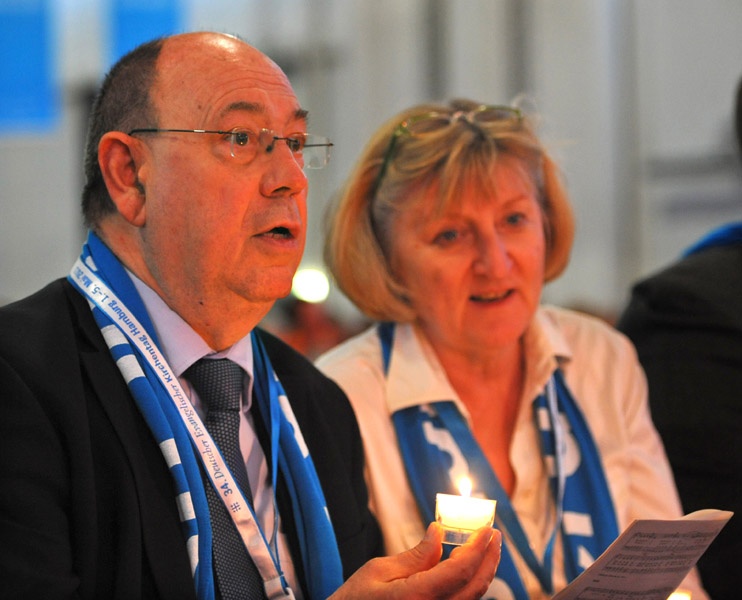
[435,492,497,545]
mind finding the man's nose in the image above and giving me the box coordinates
[260,140,308,198]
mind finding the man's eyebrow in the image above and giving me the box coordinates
[294,108,309,121]
[220,102,309,123]
[221,101,264,116]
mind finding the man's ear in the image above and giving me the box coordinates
[98,131,147,227]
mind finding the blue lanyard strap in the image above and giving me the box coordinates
[69,245,291,598]
[250,333,290,593]
[252,332,345,599]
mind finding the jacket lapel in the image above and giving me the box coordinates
[66,282,197,599]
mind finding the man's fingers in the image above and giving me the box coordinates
[448,528,503,599]
[329,525,502,600]
[383,522,445,579]
[397,526,499,599]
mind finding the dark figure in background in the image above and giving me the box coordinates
[617,78,742,600]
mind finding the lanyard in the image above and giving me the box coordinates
[70,258,294,599]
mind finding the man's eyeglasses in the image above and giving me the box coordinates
[128,127,334,169]
[374,104,522,193]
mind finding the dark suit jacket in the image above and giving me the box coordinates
[0,279,382,599]
[617,243,742,600]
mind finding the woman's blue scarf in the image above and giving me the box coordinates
[68,232,343,599]
[378,322,619,599]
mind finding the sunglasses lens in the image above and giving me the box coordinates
[406,116,452,135]
[374,105,522,193]
[472,106,521,124]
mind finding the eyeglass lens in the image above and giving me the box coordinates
[229,128,331,169]
[469,106,521,123]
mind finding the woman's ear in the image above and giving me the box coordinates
[98,131,147,227]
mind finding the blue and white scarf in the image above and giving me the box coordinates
[68,232,343,600]
[682,221,742,257]
[378,322,619,599]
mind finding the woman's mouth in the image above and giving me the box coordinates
[470,290,512,303]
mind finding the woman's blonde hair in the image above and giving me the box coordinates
[324,98,574,322]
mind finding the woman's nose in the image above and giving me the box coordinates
[474,233,512,277]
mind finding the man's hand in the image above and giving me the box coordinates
[329,523,502,600]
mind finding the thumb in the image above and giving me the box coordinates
[387,522,444,578]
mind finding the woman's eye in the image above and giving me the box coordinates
[433,230,459,245]
[505,212,526,226]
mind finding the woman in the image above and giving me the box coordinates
[316,99,707,599]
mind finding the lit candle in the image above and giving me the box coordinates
[435,476,497,545]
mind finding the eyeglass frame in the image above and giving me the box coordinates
[372,104,523,194]
[127,127,334,169]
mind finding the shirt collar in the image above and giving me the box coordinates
[384,323,460,414]
[522,306,572,402]
[384,307,573,417]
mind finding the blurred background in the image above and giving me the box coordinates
[2,0,742,356]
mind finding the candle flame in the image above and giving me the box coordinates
[457,476,472,497]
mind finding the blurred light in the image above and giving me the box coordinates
[292,268,330,303]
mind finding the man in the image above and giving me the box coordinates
[0,32,500,599]
[617,78,742,600]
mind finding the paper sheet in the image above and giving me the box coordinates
[553,509,733,600]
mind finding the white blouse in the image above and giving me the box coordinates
[316,305,707,599]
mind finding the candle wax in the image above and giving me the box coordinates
[435,492,496,545]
